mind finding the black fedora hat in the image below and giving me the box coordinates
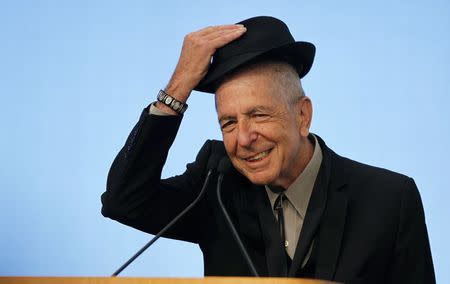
[194,16,316,93]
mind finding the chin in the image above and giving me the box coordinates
[243,170,278,186]
[230,159,279,185]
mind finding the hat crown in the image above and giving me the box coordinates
[212,16,295,64]
[195,16,315,93]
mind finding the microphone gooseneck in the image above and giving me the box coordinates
[216,157,259,277]
[111,154,223,276]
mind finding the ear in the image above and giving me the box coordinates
[298,96,313,137]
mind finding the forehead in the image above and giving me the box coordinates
[214,70,281,114]
[214,60,299,108]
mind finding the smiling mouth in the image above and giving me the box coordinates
[243,148,273,162]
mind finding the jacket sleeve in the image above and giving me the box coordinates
[387,178,436,283]
[101,106,213,244]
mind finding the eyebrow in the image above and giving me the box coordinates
[244,106,273,115]
[218,105,273,123]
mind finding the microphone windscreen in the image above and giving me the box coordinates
[207,154,223,170]
[217,156,233,174]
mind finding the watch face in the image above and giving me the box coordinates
[165,97,173,104]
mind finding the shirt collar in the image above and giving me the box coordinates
[265,134,323,218]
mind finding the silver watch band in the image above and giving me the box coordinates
[156,89,188,114]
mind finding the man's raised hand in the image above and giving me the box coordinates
[165,24,247,102]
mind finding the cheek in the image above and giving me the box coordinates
[222,133,237,156]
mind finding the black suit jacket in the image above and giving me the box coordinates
[101,109,435,283]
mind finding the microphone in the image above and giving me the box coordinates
[112,154,223,276]
[216,157,259,277]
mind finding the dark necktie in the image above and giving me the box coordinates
[274,193,286,247]
[273,192,292,272]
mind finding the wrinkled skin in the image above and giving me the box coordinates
[215,69,314,189]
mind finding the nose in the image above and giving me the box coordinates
[237,120,258,148]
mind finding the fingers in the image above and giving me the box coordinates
[182,24,246,56]
[205,25,246,40]
[194,24,246,51]
[208,27,246,48]
[164,23,247,99]
[196,24,245,37]
[196,24,246,45]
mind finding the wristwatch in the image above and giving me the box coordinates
[156,89,188,115]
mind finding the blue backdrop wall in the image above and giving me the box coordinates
[1,0,449,282]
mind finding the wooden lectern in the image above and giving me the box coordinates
[0,277,339,284]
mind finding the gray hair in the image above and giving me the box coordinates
[216,60,305,110]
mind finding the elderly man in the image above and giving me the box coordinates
[101,16,435,283]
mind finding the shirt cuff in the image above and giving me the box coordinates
[149,102,177,116]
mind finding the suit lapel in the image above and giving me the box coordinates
[314,189,348,279]
[288,135,349,278]
[310,136,349,279]
[288,143,330,276]
[222,175,267,276]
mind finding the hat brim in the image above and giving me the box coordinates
[194,41,315,94]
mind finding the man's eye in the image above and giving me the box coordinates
[221,121,235,130]
[253,113,269,119]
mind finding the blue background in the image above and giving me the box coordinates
[1,0,449,282]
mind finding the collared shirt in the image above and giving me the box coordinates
[149,103,173,116]
[265,135,323,260]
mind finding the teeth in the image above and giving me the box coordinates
[246,150,270,161]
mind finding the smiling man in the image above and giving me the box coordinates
[101,16,435,283]
[216,61,313,189]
